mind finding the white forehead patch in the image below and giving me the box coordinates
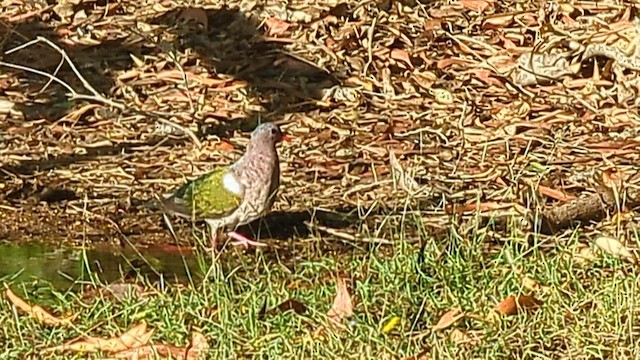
[222,172,243,195]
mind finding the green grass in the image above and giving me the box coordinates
[2,219,640,359]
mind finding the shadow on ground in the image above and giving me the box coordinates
[0,4,338,175]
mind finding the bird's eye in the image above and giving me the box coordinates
[271,128,277,135]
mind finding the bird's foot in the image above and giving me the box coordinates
[227,231,267,248]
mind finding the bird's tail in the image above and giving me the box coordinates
[142,193,172,211]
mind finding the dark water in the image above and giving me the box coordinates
[0,242,205,289]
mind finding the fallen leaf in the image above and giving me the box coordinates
[429,88,454,104]
[459,0,492,12]
[381,316,401,334]
[47,322,152,353]
[483,14,514,28]
[390,48,413,68]
[521,277,540,292]
[186,331,210,359]
[594,236,636,263]
[114,331,209,359]
[213,140,235,152]
[264,17,292,36]
[537,184,576,202]
[327,276,353,323]
[4,286,74,326]
[574,246,598,264]
[389,150,420,193]
[260,299,308,317]
[114,344,184,359]
[433,308,464,331]
[494,295,542,316]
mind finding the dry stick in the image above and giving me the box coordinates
[1,36,202,147]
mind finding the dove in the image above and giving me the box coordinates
[160,122,288,248]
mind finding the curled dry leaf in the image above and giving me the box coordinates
[594,236,637,264]
[47,322,153,353]
[264,17,292,36]
[494,295,542,316]
[433,307,464,331]
[459,0,493,12]
[4,286,74,326]
[390,48,413,68]
[327,276,353,324]
[389,150,420,193]
[260,299,308,318]
[114,331,209,360]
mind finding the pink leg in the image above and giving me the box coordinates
[227,231,267,247]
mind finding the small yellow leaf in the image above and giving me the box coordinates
[522,277,539,292]
[429,88,454,104]
[381,316,401,334]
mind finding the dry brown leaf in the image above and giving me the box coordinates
[433,307,464,331]
[114,344,184,359]
[389,150,420,193]
[4,286,74,326]
[459,0,492,12]
[483,14,514,28]
[537,184,576,202]
[390,48,413,68]
[114,331,209,360]
[186,331,210,359]
[264,17,292,36]
[47,322,153,353]
[494,295,542,316]
[594,236,636,263]
[327,276,353,323]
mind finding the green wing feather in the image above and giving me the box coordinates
[164,167,243,219]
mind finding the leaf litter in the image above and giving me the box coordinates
[2,0,640,357]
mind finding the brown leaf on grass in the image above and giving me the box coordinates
[260,299,308,318]
[327,276,353,324]
[46,322,153,353]
[4,286,75,326]
[114,331,209,360]
[264,17,292,36]
[594,236,637,264]
[494,295,542,316]
[433,307,464,331]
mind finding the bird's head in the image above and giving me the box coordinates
[251,122,291,145]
